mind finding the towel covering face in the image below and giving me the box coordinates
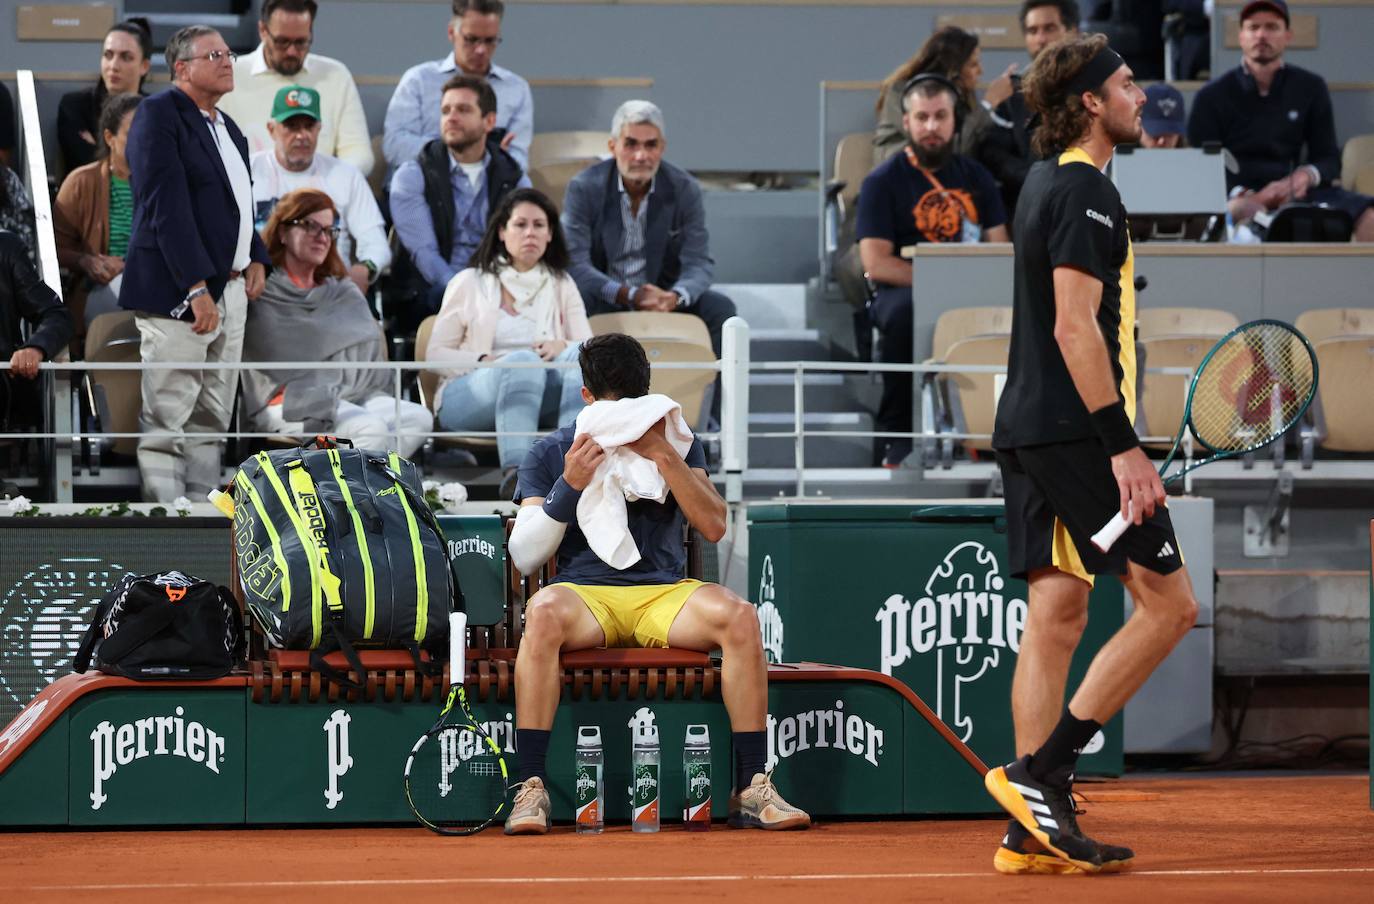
[573,394,696,569]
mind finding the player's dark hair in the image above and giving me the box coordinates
[579,334,652,401]
[1023,32,1109,157]
[441,74,498,118]
[1020,0,1080,30]
[261,0,318,22]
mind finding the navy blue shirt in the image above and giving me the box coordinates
[515,424,707,586]
[856,148,1006,261]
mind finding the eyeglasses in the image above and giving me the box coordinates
[265,28,312,52]
[187,50,238,64]
[286,219,341,241]
[459,33,502,48]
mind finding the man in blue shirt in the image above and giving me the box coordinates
[501,333,811,835]
[857,74,1009,467]
[383,0,533,173]
[389,74,527,320]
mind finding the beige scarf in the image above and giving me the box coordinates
[495,262,557,339]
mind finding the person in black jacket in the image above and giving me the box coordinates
[56,19,152,174]
[976,0,1080,219]
[1,231,75,430]
[389,74,528,326]
[1187,0,1374,240]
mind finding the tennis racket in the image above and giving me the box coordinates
[403,611,510,834]
[1091,318,1318,553]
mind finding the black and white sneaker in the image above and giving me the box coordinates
[984,755,1102,873]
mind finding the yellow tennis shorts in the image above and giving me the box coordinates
[563,580,705,648]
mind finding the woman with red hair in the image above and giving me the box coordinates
[244,188,431,456]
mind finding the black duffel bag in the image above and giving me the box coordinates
[74,571,245,680]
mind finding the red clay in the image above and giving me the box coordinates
[3,773,1371,904]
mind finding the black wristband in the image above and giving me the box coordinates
[541,476,582,523]
[1089,401,1139,456]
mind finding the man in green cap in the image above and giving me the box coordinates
[250,84,390,295]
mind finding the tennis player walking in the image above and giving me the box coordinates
[984,34,1200,875]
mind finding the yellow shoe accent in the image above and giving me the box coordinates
[993,846,1088,876]
[983,766,1101,874]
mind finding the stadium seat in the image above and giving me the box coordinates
[588,310,711,348]
[588,312,716,429]
[1136,307,1239,340]
[823,132,875,286]
[528,131,609,169]
[529,158,596,212]
[929,306,1014,361]
[83,311,141,458]
[1294,308,1374,343]
[1312,336,1374,452]
[1137,334,1216,447]
[935,334,1010,455]
[1340,133,1374,193]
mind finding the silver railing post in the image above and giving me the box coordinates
[720,316,750,505]
[793,362,805,498]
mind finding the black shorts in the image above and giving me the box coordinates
[995,438,1184,585]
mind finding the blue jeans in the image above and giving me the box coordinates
[437,343,585,468]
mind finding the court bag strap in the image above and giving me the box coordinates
[72,578,133,673]
[90,604,181,667]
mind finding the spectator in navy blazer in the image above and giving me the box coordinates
[561,101,736,422]
[122,25,269,502]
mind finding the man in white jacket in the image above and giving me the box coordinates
[502,333,810,835]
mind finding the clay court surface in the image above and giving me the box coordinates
[4,773,1370,903]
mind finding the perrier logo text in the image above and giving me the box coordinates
[575,767,597,797]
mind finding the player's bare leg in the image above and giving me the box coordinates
[668,584,810,829]
[1013,569,1091,756]
[506,585,605,835]
[1067,565,1198,722]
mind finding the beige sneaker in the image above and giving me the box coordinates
[728,771,811,830]
[503,777,551,835]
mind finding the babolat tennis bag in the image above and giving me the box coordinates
[73,571,245,680]
[229,439,456,684]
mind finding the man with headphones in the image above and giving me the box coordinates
[856,72,1009,468]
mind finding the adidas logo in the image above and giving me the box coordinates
[1157,541,1175,559]
[1010,780,1059,831]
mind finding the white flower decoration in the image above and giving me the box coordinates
[423,479,440,495]
[5,495,33,515]
[438,482,468,508]
[173,496,194,515]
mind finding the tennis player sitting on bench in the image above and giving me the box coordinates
[503,332,811,834]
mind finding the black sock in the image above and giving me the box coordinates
[1027,711,1101,785]
[733,731,767,790]
[516,728,550,784]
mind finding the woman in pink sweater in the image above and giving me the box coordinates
[425,188,592,495]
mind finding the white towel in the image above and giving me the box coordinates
[573,394,695,569]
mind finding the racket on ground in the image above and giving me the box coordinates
[1091,318,1317,553]
[403,611,510,834]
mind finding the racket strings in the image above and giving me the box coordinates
[405,724,509,831]
[1189,324,1315,453]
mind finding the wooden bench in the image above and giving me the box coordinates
[239,516,719,704]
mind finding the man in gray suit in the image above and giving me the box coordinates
[561,101,736,421]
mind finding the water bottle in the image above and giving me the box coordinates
[574,726,604,835]
[630,713,660,833]
[682,724,711,831]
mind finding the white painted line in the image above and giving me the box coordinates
[18,866,1374,892]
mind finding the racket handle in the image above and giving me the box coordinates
[1091,505,1132,553]
[449,611,467,686]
